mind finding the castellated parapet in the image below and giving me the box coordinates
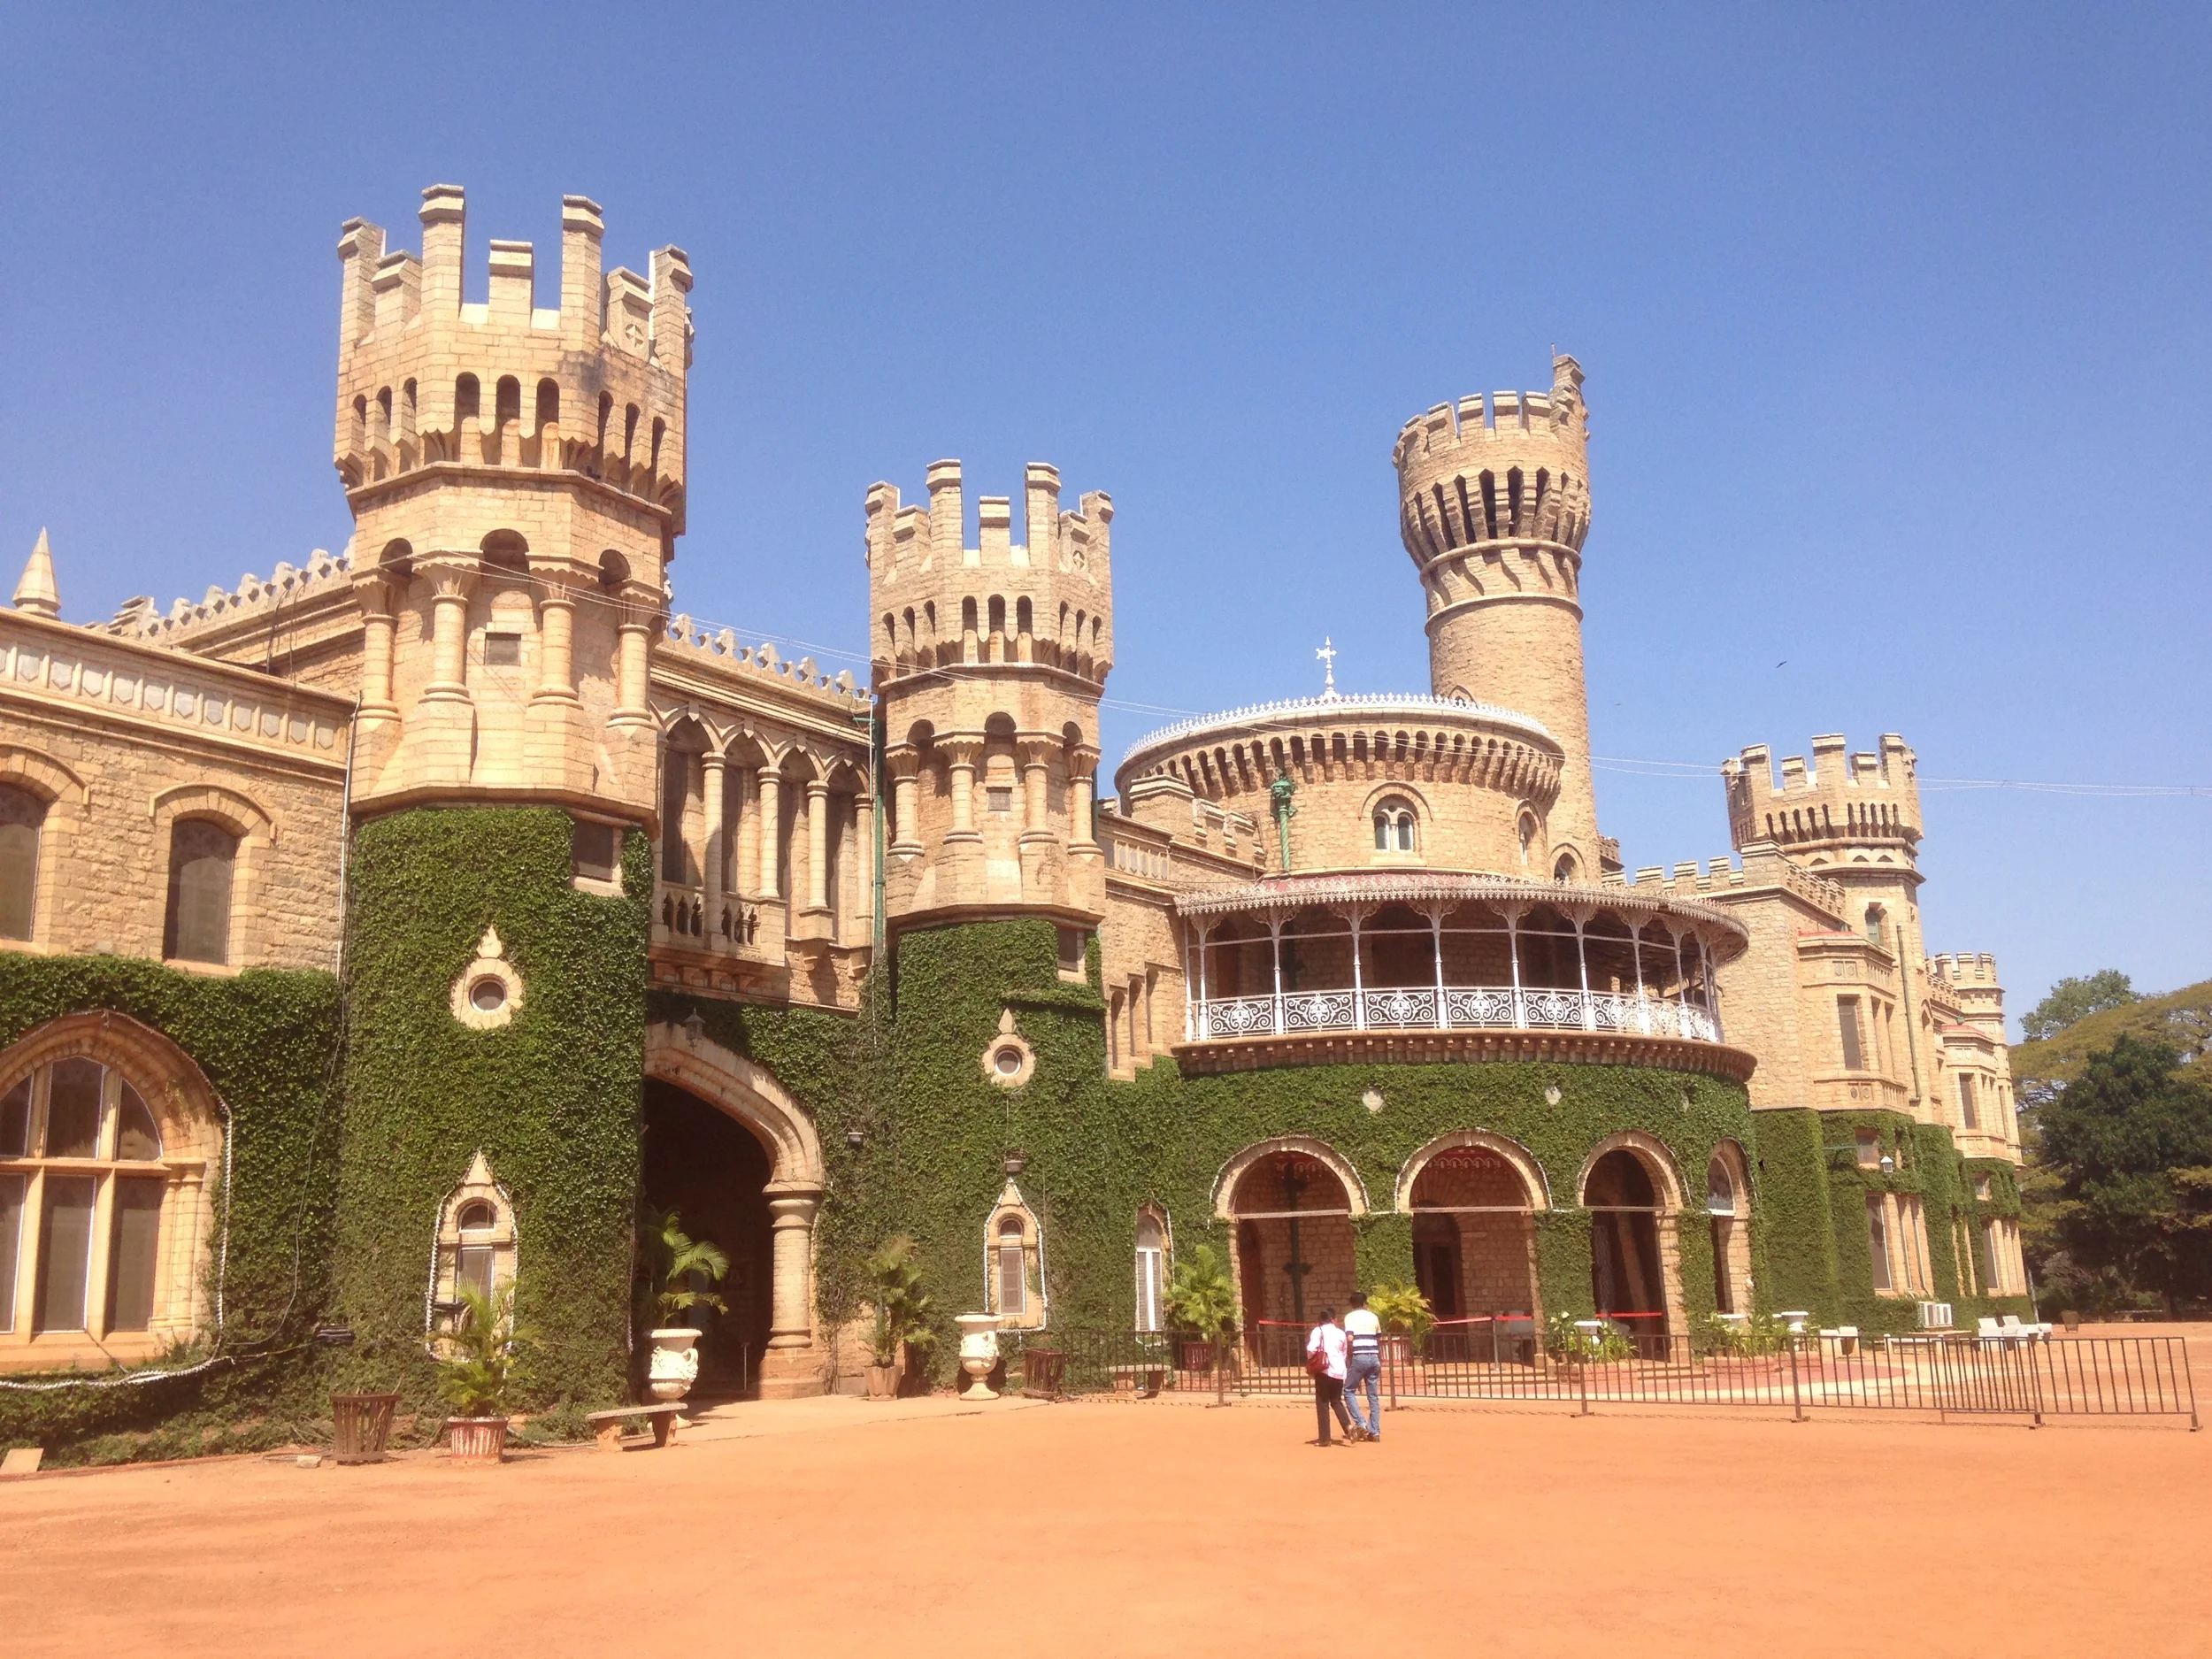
[1394,356,1597,876]
[867,462,1114,932]
[1724,733,1922,863]
[334,186,694,822]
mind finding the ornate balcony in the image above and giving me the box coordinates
[1171,869,1750,1079]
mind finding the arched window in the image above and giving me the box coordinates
[1553,851,1578,884]
[1863,903,1886,944]
[1,1056,170,1338]
[430,1152,517,1333]
[995,1215,1026,1316]
[1371,798,1417,855]
[163,819,238,965]
[0,783,46,941]
[1134,1211,1167,1333]
[1517,811,1537,869]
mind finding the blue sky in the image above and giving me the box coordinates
[2,5,2206,1029]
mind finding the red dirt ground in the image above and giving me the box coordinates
[2,1374,2205,1659]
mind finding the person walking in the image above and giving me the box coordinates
[1306,1307,1353,1446]
[1342,1291,1383,1442]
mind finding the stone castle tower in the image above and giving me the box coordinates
[865,461,1113,928]
[1393,355,1597,876]
[334,185,692,820]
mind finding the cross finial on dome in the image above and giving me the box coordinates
[1316,636,1338,699]
[14,529,59,618]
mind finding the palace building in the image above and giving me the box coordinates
[0,188,2030,1438]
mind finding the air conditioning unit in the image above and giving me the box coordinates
[1916,1302,1954,1330]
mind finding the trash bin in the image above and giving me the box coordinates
[331,1393,401,1464]
[1022,1348,1065,1399]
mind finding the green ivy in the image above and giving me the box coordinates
[330,806,649,1413]
[0,951,341,1463]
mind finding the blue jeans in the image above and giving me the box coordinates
[1346,1354,1381,1435]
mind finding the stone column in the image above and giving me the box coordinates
[533,582,579,705]
[943,738,982,843]
[757,770,783,899]
[702,752,726,940]
[1067,745,1102,852]
[886,747,923,856]
[356,578,401,724]
[757,1188,824,1399]
[851,791,875,934]
[732,764,757,899]
[1018,739,1055,845]
[804,779,831,914]
[611,603,656,728]
[421,568,475,702]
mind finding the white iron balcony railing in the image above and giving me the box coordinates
[1191,987,1722,1044]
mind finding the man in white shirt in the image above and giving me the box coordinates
[1342,1291,1383,1442]
[1305,1308,1353,1446]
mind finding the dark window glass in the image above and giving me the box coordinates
[457,1200,495,1231]
[0,1172,24,1333]
[1837,999,1865,1071]
[44,1058,103,1158]
[0,783,44,941]
[164,819,238,964]
[34,1173,96,1332]
[116,1082,162,1161]
[106,1177,165,1332]
[0,1075,27,1157]
[572,819,618,882]
[483,632,521,667]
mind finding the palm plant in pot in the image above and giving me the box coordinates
[1366,1281,1435,1366]
[864,1235,935,1399]
[638,1206,730,1405]
[439,1280,533,1465]
[1162,1243,1240,1405]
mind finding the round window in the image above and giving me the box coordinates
[470,976,509,1014]
[994,1045,1023,1077]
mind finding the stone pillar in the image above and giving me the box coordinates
[533,583,579,705]
[1067,746,1101,852]
[422,569,475,702]
[851,791,875,934]
[702,753,726,939]
[732,764,757,899]
[757,770,783,900]
[611,604,656,727]
[1018,740,1054,845]
[757,1189,824,1399]
[943,738,982,843]
[356,578,400,724]
[803,779,831,916]
[887,747,922,856]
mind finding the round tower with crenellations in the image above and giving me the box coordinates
[1393,355,1596,877]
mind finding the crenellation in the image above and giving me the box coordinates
[1724,732,1922,857]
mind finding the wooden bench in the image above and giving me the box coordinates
[585,1404,684,1451]
[1109,1363,1171,1397]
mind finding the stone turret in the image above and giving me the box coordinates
[1394,355,1597,875]
[334,186,693,819]
[1723,734,1922,864]
[865,460,1113,928]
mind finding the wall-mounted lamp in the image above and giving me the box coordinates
[844,1128,866,1151]
[1878,1154,1896,1174]
[1002,1150,1030,1176]
[681,1010,707,1045]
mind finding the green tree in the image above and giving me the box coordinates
[2034,1036,2212,1314]
[1162,1243,1240,1404]
[2020,970,2139,1043]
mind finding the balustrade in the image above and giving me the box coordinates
[1194,986,1721,1043]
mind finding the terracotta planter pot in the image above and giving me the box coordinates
[864,1363,899,1400]
[447,1417,510,1466]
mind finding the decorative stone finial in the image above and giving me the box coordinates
[1316,635,1338,699]
[475,924,503,960]
[14,529,59,618]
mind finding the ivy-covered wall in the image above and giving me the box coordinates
[332,806,649,1411]
[0,952,341,1463]
[662,918,1778,1372]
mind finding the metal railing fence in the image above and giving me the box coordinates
[1008,1327,2198,1427]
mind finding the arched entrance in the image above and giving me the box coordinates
[643,1024,825,1398]
[642,1079,771,1394]
[1580,1137,1686,1353]
[1216,1140,1363,1367]
[1399,1133,1546,1363]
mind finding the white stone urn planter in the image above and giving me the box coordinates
[648,1327,702,1404]
[956,1313,1001,1401]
